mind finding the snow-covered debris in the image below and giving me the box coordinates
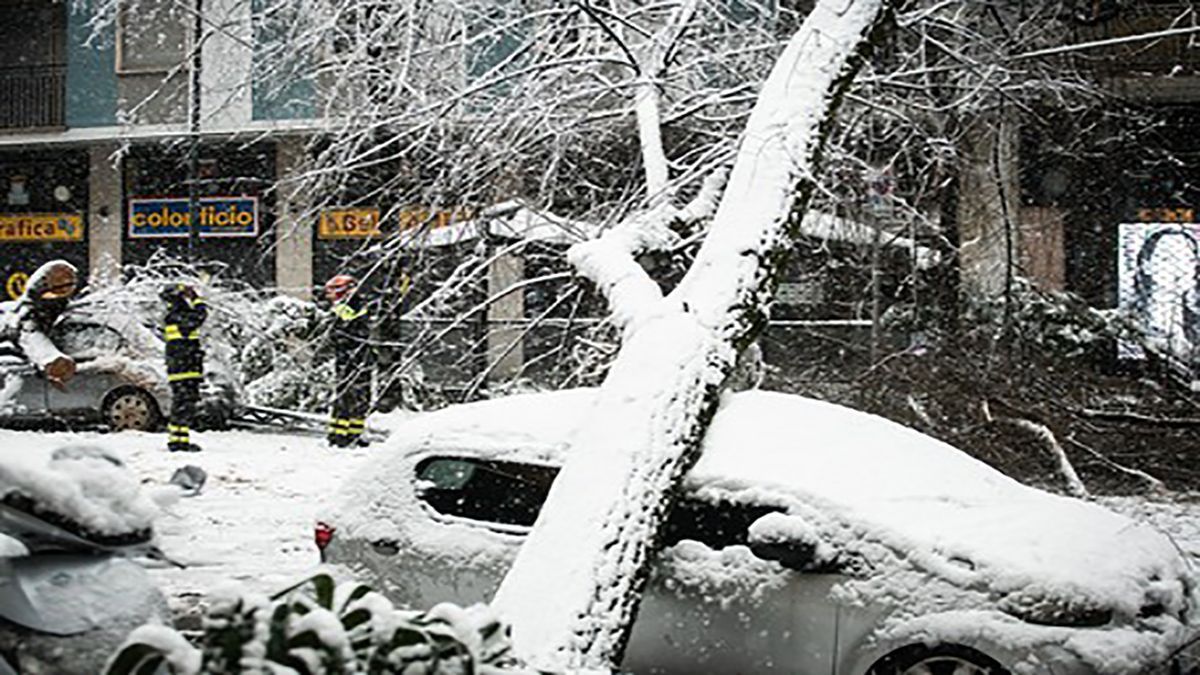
[0,444,159,537]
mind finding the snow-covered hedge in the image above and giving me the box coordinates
[105,572,539,675]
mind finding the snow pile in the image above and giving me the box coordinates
[0,444,159,537]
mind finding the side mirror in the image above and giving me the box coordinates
[748,512,837,573]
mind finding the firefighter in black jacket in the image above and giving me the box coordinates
[162,283,207,452]
[325,274,372,447]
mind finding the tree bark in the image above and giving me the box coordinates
[491,1,902,670]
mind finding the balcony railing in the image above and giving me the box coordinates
[0,64,65,131]
[1070,3,1199,77]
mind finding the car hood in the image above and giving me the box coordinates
[689,391,1189,620]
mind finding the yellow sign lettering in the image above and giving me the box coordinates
[319,208,382,239]
[0,214,84,242]
[5,272,27,300]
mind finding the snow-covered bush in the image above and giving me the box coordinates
[105,572,536,675]
[82,254,334,411]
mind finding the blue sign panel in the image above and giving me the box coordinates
[128,197,259,238]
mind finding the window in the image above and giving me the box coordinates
[116,0,189,74]
[415,457,557,527]
[414,456,780,552]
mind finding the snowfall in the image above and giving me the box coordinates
[6,394,1200,673]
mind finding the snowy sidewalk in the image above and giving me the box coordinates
[1,427,371,605]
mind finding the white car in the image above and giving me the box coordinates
[321,389,1200,675]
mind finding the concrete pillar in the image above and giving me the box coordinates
[957,115,1020,302]
[200,0,253,130]
[87,143,122,286]
[274,136,313,299]
[486,250,525,382]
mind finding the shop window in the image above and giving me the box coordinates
[116,0,189,74]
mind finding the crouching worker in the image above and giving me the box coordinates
[161,283,207,452]
[325,274,372,448]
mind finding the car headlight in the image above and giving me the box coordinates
[1000,591,1113,628]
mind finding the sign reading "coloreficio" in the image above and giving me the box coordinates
[128,197,259,238]
[0,214,85,242]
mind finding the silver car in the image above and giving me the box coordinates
[321,389,1200,675]
[0,314,234,432]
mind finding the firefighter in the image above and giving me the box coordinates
[325,274,372,448]
[161,283,207,452]
[0,260,79,387]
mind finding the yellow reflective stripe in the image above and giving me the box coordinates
[167,371,202,382]
[188,297,206,308]
[333,303,367,321]
[164,326,201,341]
[347,419,365,428]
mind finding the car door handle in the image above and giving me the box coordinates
[370,539,400,556]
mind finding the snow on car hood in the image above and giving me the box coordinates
[347,388,1188,622]
[692,391,1188,622]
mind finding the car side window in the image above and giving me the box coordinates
[415,457,558,528]
[662,499,780,550]
[51,322,125,358]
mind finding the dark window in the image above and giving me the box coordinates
[415,457,557,527]
[414,457,780,550]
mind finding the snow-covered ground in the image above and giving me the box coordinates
[0,426,373,611]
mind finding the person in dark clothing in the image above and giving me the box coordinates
[325,274,372,448]
[161,283,207,452]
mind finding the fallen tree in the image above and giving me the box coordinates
[491,0,904,670]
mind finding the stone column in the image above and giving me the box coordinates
[957,115,1021,302]
[274,136,313,299]
[87,142,123,286]
[486,250,525,382]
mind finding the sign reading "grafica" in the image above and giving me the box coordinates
[128,197,259,238]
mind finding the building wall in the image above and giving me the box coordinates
[65,4,117,128]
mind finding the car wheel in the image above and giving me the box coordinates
[101,388,161,432]
[868,644,1010,675]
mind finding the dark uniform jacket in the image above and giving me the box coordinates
[331,293,371,367]
[164,295,208,380]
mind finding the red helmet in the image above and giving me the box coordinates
[324,274,357,302]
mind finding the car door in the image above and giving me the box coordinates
[623,497,840,675]
[0,355,47,416]
[45,321,126,415]
[408,456,840,674]
[400,455,558,609]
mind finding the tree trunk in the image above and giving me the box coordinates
[491,1,902,670]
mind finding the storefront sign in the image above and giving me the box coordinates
[0,214,84,242]
[128,197,259,238]
[318,208,381,239]
[398,207,474,232]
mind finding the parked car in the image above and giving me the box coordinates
[321,389,1200,675]
[0,445,171,674]
[0,311,236,432]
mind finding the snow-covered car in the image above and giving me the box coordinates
[0,445,171,674]
[0,311,236,432]
[321,389,1200,675]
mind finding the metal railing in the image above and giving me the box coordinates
[0,64,66,131]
